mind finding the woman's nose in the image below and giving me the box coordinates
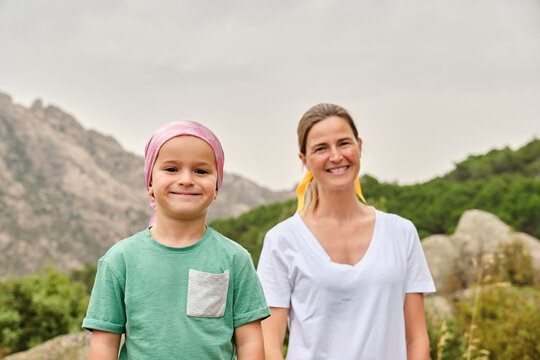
[329,147,343,161]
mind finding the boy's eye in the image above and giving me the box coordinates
[195,169,209,175]
[164,167,177,172]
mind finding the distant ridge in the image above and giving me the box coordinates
[0,91,293,276]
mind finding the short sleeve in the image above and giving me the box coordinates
[257,229,292,308]
[405,223,436,294]
[232,255,271,328]
[82,258,126,333]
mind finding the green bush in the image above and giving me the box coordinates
[0,266,89,355]
[69,264,97,296]
[428,317,465,360]
[428,286,540,360]
[491,240,536,287]
[428,237,539,360]
[457,285,540,360]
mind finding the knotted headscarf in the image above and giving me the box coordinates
[144,120,225,226]
[295,171,367,212]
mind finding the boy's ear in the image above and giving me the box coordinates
[148,183,154,196]
[213,189,218,200]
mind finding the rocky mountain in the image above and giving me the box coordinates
[0,91,293,276]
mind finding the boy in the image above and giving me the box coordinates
[83,121,270,359]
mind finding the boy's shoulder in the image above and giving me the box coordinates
[101,228,149,260]
[206,226,252,260]
[100,227,254,266]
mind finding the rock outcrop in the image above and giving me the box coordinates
[422,209,540,291]
[4,333,90,360]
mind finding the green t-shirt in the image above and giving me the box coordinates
[82,227,270,359]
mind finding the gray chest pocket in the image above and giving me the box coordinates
[186,269,230,317]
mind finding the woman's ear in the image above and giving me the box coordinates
[299,153,309,170]
[357,137,363,157]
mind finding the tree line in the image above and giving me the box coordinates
[212,138,540,265]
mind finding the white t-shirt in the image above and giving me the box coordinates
[257,209,436,360]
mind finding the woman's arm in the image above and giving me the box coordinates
[404,293,430,360]
[261,307,289,360]
[88,330,121,360]
[235,320,265,360]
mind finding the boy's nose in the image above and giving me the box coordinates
[177,171,194,185]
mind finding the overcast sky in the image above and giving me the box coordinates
[1,0,539,191]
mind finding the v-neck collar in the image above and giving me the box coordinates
[293,208,379,270]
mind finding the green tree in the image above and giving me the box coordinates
[0,266,89,355]
[70,264,97,296]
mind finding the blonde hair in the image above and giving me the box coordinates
[297,103,360,213]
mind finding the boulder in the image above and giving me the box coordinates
[422,209,540,292]
[424,295,454,325]
[4,333,90,360]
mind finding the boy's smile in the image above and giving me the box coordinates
[149,135,218,222]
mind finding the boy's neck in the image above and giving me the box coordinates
[150,215,208,248]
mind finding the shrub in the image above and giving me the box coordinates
[457,285,540,360]
[0,266,89,355]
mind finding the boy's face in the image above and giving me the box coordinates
[148,136,218,222]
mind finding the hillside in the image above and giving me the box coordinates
[211,139,540,265]
[0,91,293,276]
[443,139,540,181]
[362,138,540,239]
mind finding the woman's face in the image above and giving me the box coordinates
[300,116,362,193]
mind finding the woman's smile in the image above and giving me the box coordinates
[326,165,349,174]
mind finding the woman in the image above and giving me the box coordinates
[257,103,435,360]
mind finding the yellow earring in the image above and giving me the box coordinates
[296,172,367,212]
[354,178,368,204]
[295,171,313,212]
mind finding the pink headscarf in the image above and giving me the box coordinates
[144,120,225,226]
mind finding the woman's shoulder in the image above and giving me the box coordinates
[265,213,303,239]
[374,208,417,234]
